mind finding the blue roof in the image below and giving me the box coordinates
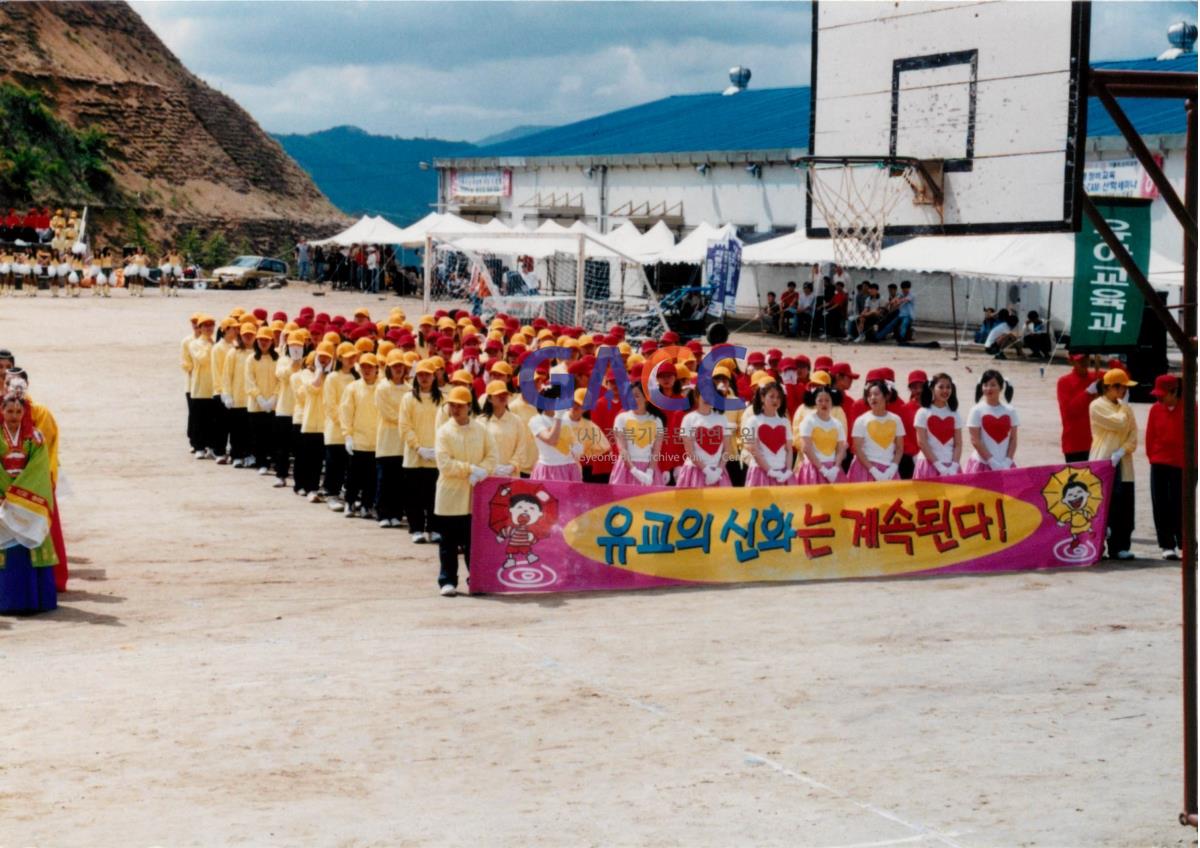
[469,55,1196,159]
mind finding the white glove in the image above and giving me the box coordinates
[631,467,652,485]
[569,442,584,459]
[769,469,791,483]
[935,461,951,475]
[468,465,487,485]
[886,463,899,480]
[988,456,1011,471]
[1111,447,1125,466]
[555,409,571,421]
[1086,380,1100,395]
[257,396,270,409]
[821,466,839,483]
[418,447,437,461]
[264,397,276,412]
[703,466,721,485]
[221,393,232,408]
[494,464,515,477]
[869,466,885,481]
[344,437,354,454]
[944,461,960,475]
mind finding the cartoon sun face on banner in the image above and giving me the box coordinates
[1042,467,1104,562]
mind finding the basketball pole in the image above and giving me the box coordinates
[1084,67,1197,828]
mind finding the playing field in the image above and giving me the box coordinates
[1,288,1189,847]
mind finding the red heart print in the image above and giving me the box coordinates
[926,416,955,445]
[758,424,787,454]
[696,425,724,456]
[981,414,1011,444]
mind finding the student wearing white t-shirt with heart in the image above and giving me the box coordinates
[742,381,794,487]
[795,382,848,485]
[610,382,665,486]
[848,380,905,482]
[913,372,964,479]
[528,384,583,483]
[676,387,732,488]
[964,369,1020,473]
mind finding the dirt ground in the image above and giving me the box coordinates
[0,286,1193,847]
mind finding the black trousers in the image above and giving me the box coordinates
[1064,451,1090,463]
[404,466,439,533]
[228,408,251,461]
[250,412,274,467]
[195,397,223,453]
[345,450,377,508]
[295,432,325,493]
[376,456,405,520]
[1108,474,1135,556]
[436,514,472,588]
[272,416,293,479]
[726,460,746,488]
[212,402,229,456]
[1150,463,1183,551]
[899,454,915,480]
[186,393,203,451]
[323,445,347,498]
[582,467,610,484]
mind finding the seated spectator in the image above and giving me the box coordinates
[795,282,817,336]
[761,292,783,334]
[1022,311,1052,360]
[974,307,999,344]
[821,281,848,339]
[984,311,1020,359]
[873,280,916,344]
[780,282,800,337]
[853,283,883,342]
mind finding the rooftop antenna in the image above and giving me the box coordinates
[722,66,751,96]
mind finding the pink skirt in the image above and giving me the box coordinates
[847,459,895,483]
[674,462,730,488]
[530,462,582,483]
[794,461,847,486]
[745,466,794,487]
[609,457,664,486]
[912,456,942,479]
[962,456,1017,474]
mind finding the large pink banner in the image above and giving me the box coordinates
[469,462,1115,594]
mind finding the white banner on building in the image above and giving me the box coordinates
[1083,156,1163,200]
[450,169,512,198]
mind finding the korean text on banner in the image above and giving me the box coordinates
[1070,197,1151,348]
[449,169,513,198]
[470,462,1115,594]
[704,236,741,319]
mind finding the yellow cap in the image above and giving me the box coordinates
[488,360,514,376]
[750,371,774,388]
[429,356,446,371]
[415,358,437,375]
[579,334,594,347]
[190,312,204,323]
[219,317,238,332]
[385,349,407,368]
[437,317,456,330]
[485,379,510,397]
[675,363,694,380]
[520,325,535,337]
[1102,368,1137,387]
[239,322,257,336]
[712,365,732,380]
[354,307,370,318]
[286,330,307,345]
[316,341,336,358]
[617,342,632,356]
[446,386,473,406]
[358,352,379,368]
[718,357,737,373]
[354,338,375,354]
[256,327,274,342]
[536,328,554,340]
[322,331,341,345]
[451,369,474,386]
[336,342,357,359]
[402,351,420,365]
[270,320,286,331]
[230,307,246,317]
[573,388,589,406]
[489,318,507,330]
[510,333,529,347]
[376,340,396,359]
[419,314,435,326]
[626,353,645,367]
[808,370,831,386]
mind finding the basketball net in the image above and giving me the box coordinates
[805,161,918,267]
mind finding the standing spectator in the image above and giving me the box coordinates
[1089,368,1138,560]
[874,280,916,343]
[821,281,848,339]
[1057,352,1100,462]
[1145,374,1183,559]
[295,237,310,282]
[366,245,380,293]
[313,245,326,284]
[779,281,800,337]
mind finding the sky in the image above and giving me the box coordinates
[131,1,1197,143]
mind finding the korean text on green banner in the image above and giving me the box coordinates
[1071,197,1150,348]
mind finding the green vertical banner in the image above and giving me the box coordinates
[1071,198,1151,348]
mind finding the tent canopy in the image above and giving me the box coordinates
[310,215,410,247]
[742,229,839,266]
[654,222,739,264]
[393,212,481,247]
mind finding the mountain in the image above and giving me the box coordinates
[0,1,347,252]
[274,126,478,226]
[474,124,555,147]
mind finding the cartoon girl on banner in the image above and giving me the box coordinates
[489,481,559,589]
[1042,466,1105,562]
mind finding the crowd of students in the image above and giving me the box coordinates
[179,305,1185,595]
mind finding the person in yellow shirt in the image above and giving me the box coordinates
[211,318,238,464]
[434,385,497,597]
[340,351,381,518]
[374,349,412,528]
[222,323,257,467]
[398,358,443,543]
[480,379,534,478]
[321,344,358,512]
[1089,368,1139,560]
[296,343,335,500]
[181,313,203,454]
[245,327,279,474]
[187,315,218,459]
[272,330,306,488]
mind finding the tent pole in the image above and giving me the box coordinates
[950,274,959,360]
[574,233,586,327]
[422,235,432,314]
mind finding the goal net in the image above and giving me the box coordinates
[425,232,667,340]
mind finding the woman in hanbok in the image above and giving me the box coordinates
[0,391,58,614]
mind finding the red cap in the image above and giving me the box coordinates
[272,311,288,322]
[813,355,834,371]
[795,354,811,367]
[766,348,783,362]
[397,333,414,347]
[315,312,330,323]
[686,340,703,354]
[830,362,859,379]
[641,340,658,354]
[609,324,626,338]
[864,368,885,382]
[747,351,766,366]
[299,306,315,317]
[661,331,680,345]
[1068,351,1087,362]
[434,309,448,319]
[907,370,928,386]
[437,337,454,352]
[628,363,644,380]
[508,344,526,356]
[252,308,268,321]
[1150,373,1180,398]
[778,357,797,371]
[485,339,502,352]
[463,336,480,348]
[567,360,589,377]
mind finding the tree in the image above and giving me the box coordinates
[199,230,230,270]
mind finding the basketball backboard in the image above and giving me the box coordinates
[806,1,1091,239]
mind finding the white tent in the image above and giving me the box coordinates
[481,218,512,232]
[876,232,1183,286]
[640,220,677,258]
[310,215,411,247]
[592,220,678,262]
[536,220,572,234]
[742,229,840,266]
[310,215,372,247]
[654,222,739,264]
[393,212,481,247]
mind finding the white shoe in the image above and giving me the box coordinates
[272,478,288,488]
[307,491,324,503]
[412,532,428,544]
[1162,548,1180,560]
[378,519,391,528]
[215,454,230,465]
[195,449,207,459]
[439,584,457,597]
[204,448,217,460]
[345,505,359,518]
[258,466,270,476]
[327,498,344,512]
[243,455,256,467]
[854,334,866,343]
[429,532,442,543]
[231,459,243,468]
[389,518,403,528]
[1115,550,1135,560]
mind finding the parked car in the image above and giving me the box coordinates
[210,256,288,289]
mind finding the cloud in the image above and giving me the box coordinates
[129,0,1193,142]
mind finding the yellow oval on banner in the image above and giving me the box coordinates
[562,482,1044,583]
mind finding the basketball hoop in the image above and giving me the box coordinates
[803,157,936,267]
